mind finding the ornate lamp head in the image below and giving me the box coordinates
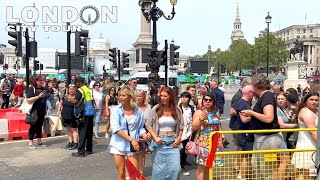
[265,12,272,24]
[170,0,177,6]
[139,0,152,11]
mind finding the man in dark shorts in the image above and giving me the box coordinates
[229,78,252,170]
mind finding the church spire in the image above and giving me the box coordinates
[231,1,244,41]
[236,2,240,21]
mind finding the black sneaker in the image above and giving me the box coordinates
[64,142,73,149]
[71,152,86,157]
[181,167,190,176]
[86,150,93,155]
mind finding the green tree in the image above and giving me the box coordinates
[254,29,288,71]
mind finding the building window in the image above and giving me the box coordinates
[310,35,313,37]
[287,37,289,40]
[297,29,300,33]
[283,38,286,41]
[297,35,300,38]
[303,35,306,38]
[303,29,306,33]
[287,31,289,35]
[310,29,313,33]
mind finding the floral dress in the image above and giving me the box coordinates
[194,111,223,166]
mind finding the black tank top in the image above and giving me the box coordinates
[108,96,118,106]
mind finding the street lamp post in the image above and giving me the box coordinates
[251,47,254,76]
[139,0,177,84]
[265,12,272,77]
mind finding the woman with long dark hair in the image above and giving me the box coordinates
[26,76,48,149]
[292,92,319,180]
[104,86,118,138]
[145,86,184,180]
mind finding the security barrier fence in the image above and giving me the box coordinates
[208,128,317,180]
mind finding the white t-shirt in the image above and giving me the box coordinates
[92,90,103,109]
[181,106,193,141]
[89,80,96,89]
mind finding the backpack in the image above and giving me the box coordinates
[74,87,96,117]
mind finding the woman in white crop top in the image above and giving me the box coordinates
[145,87,184,180]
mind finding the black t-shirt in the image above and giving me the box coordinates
[61,96,76,120]
[26,87,48,114]
[229,90,242,130]
[108,96,118,106]
[236,99,251,130]
[250,91,280,133]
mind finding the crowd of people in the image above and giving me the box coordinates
[1,73,318,180]
[230,74,318,180]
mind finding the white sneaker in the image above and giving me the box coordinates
[105,133,109,138]
[28,144,37,149]
[181,167,190,176]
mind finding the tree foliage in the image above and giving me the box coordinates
[200,29,288,73]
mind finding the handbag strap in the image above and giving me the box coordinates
[125,116,131,136]
[189,132,193,141]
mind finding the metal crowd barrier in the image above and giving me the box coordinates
[208,128,317,180]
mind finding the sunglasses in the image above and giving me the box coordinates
[95,84,100,86]
[203,98,213,102]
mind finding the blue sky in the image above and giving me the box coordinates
[0,0,319,56]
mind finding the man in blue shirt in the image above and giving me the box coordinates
[236,85,255,151]
[235,85,255,179]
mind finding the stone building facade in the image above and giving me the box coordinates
[275,24,320,76]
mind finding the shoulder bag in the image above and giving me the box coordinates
[19,87,35,115]
[25,107,38,125]
[185,132,197,155]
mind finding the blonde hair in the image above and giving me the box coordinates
[120,87,136,108]
[135,89,147,105]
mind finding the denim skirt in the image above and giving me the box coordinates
[151,134,181,180]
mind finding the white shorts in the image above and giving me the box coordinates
[109,146,139,156]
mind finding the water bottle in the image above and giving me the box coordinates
[149,143,157,151]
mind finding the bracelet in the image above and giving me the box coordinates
[130,138,133,142]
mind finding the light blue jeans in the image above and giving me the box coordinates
[151,134,181,180]
[93,109,101,135]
